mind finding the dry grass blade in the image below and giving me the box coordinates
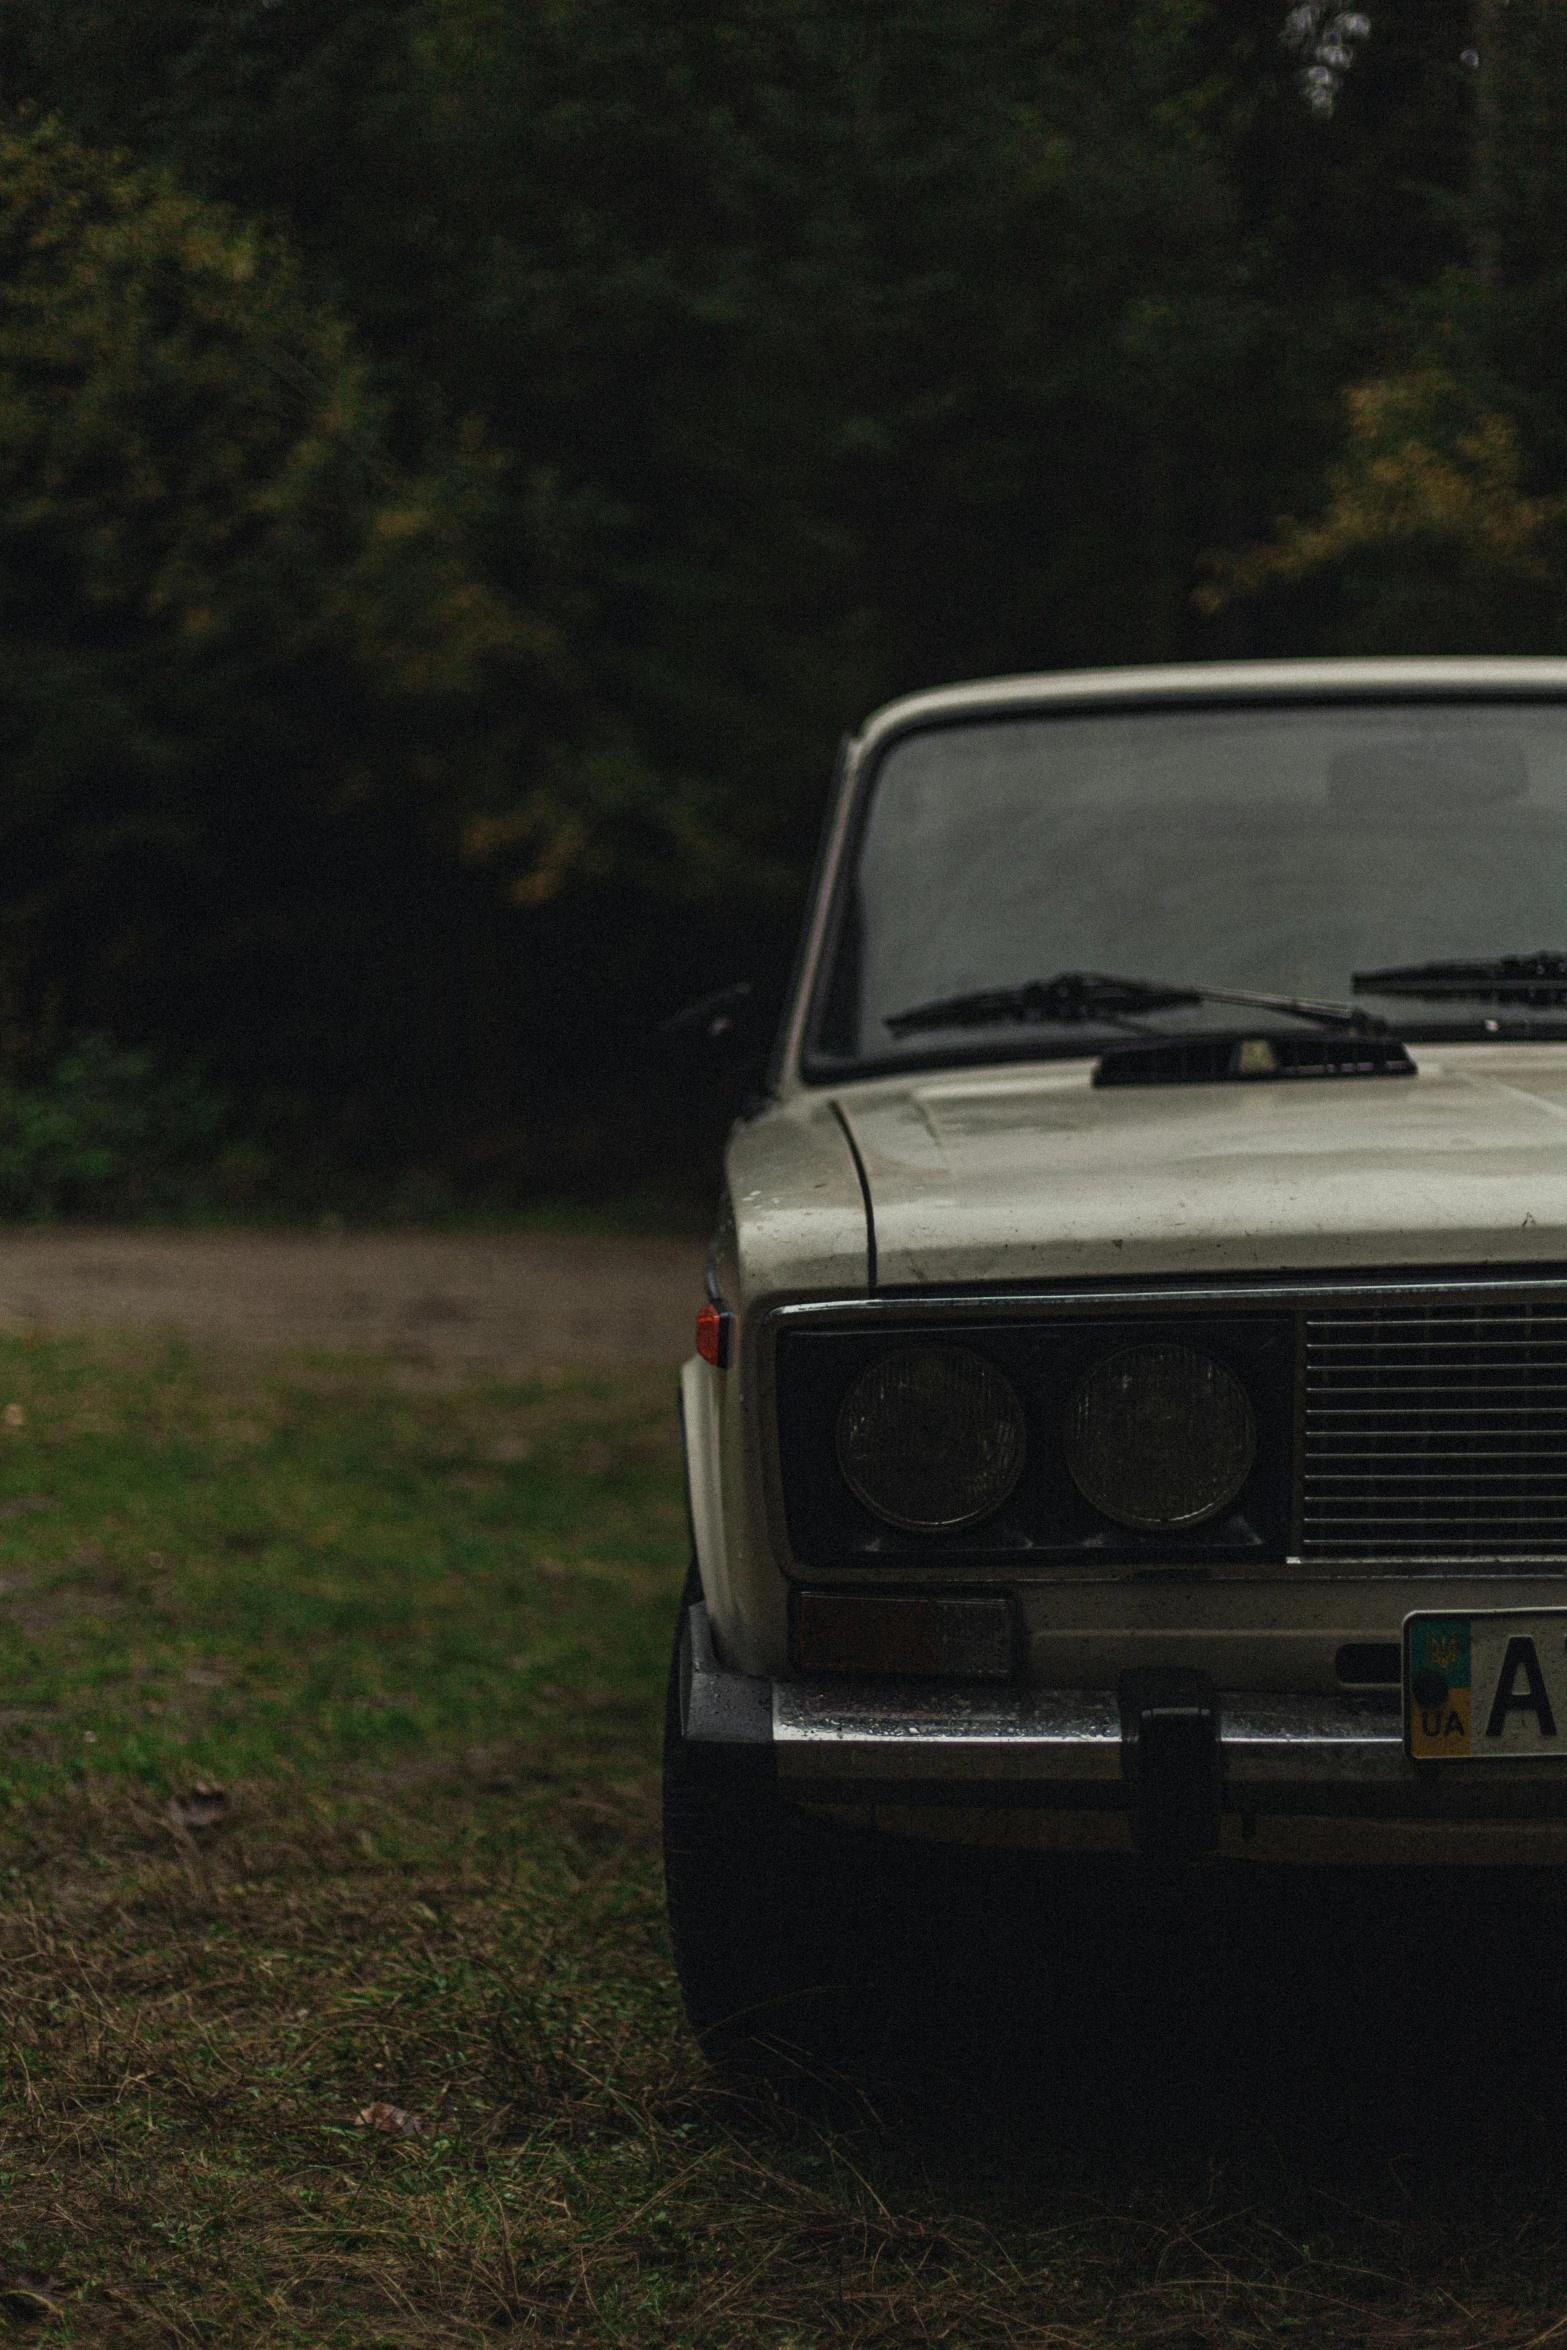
[1516,2319,1567,2350]
[0,2284,65,2319]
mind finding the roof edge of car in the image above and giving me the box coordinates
[852,657,1567,757]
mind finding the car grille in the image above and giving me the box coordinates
[1302,1296,1567,1559]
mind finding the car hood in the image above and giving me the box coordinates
[833,1042,1567,1287]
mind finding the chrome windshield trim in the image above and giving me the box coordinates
[851,662,1567,764]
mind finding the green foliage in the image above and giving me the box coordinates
[1194,4,1567,658]
[3,8,1567,1183]
[0,5,1285,884]
[0,118,620,1168]
[1200,370,1567,652]
[0,1033,226,1217]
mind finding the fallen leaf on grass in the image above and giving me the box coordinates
[356,2100,424,2137]
[167,1783,229,1833]
[1,1405,25,1430]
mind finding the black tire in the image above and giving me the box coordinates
[660,1574,1160,2094]
[662,1568,857,2063]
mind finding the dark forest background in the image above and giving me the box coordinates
[0,0,1560,1217]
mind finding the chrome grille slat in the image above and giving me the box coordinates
[1302,1297,1567,1560]
[1310,1510,1567,1522]
[1311,1325,1567,1336]
[1310,1317,1564,1329]
[1307,1479,1567,1490]
[1306,1455,1567,1466]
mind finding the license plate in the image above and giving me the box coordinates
[1405,1610,1567,1761]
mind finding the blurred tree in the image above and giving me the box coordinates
[0,119,607,1145]
[1204,4,1567,660]
[2,2,1563,1196]
[0,1,1282,864]
[1198,370,1567,648]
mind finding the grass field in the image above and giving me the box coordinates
[0,1329,1564,2345]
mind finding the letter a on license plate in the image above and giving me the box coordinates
[1405,1610,1567,1761]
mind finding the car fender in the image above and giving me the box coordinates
[679,1352,728,1627]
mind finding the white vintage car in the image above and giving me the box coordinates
[664,657,1567,2043]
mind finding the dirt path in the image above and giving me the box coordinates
[0,1227,707,1367]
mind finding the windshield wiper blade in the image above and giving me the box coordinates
[1354,952,1567,1005]
[884,970,1386,1039]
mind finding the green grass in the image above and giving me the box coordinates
[0,1329,1562,2345]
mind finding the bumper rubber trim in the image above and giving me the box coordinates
[680,1600,773,1746]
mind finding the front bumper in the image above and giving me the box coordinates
[682,1604,1567,1823]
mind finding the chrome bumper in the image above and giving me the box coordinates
[682,1606,1567,1820]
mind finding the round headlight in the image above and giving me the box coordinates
[836,1345,1026,1533]
[1064,1344,1254,1531]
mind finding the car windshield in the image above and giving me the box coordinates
[807,698,1567,1071]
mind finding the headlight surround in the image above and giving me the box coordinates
[1063,1343,1255,1530]
[836,1344,1026,1533]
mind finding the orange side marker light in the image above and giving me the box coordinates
[696,1300,732,1368]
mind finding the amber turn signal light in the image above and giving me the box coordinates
[695,1299,732,1368]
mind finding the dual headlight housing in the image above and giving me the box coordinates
[834,1338,1256,1537]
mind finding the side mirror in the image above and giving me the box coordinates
[659,981,757,1047]
[659,981,772,1111]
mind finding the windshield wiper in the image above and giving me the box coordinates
[884,970,1386,1039]
[1354,952,1567,1005]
